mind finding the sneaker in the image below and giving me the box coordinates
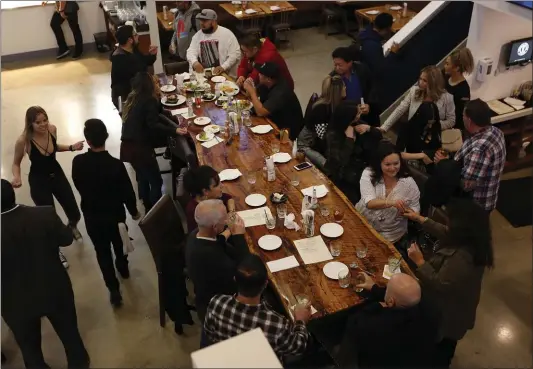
[71,226,83,241]
[110,290,123,308]
[72,50,83,60]
[59,251,69,269]
[56,49,70,60]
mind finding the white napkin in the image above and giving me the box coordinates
[270,5,281,10]
[284,213,301,231]
[301,185,329,198]
[383,265,402,280]
[273,152,292,163]
[180,72,190,80]
[201,138,224,149]
[267,256,299,273]
[171,108,189,116]
[219,169,243,181]
[251,125,273,134]
[290,304,318,316]
[235,10,243,16]
[245,8,257,14]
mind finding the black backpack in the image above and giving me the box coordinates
[190,8,202,33]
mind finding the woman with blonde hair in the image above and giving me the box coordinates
[377,66,455,169]
[120,72,187,212]
[444,48,474,131]
[297,75,347,170]
[11,106,85,268]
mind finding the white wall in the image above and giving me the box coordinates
[466,2,533,101]
[1,2,107,56]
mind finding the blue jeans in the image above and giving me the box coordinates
[132,157,163,212]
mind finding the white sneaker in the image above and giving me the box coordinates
[59,251,69,269]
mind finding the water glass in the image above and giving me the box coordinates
[166,74,174,86]
[277,203,287,219]
[242,110,252,127]
[330,241,341,257]
[356,244,368,258]
[349,260,358,269]
[247,171,257,185]
[338,269,351,289]
[295,294,310,308]
[388,256,401,274]
[290,173,300,187]
[354,273,366,293]
[319,204,330,217]
[265,215,276,230]
[271,141,280,154]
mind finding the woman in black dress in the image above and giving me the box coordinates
[12,106,85,268]
[444,48,474,131]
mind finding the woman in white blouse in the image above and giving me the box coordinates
[380,65,455,132]
[355,142,420,244]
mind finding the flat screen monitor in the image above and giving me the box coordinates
[508,1,533,9]
[506,37,533,66]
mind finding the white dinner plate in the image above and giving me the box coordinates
[323,261,349,280]
[220,81,240,96]
[320,223,344,238]
[389,5,402,10]
[245,194,267,207]
[194,117,212,126]
[258,235,282,251]
[211,76,226,83]
[365,10,380,15]
[161,95,186,107]
[195,132,215,142]
[250,125,273,134]
[160,84,176,93]
[273,152,292,163]
[204,125,220,134]
[219,169,242,181]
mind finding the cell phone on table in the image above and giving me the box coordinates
[294,162,313,171]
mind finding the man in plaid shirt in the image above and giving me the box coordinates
[436,99,506,211]
[203,254,310,358]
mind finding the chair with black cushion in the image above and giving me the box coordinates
[270,11,293,50]
[139,195,193,334]
[319,5,344,38]
[168,134,198,203]
[151,114,179,176]
[164,61,190,76]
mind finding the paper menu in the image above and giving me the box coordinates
[293,236,333,265]
[237,206,272,227]
[171,108,189,116]
[201,138,224,149]
[267,256,300,273]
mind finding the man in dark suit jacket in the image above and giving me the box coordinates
[1,179,89,369]
[338,273,438,368]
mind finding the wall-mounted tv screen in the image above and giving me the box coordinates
[507,37,533,66]
[508,1,533,9]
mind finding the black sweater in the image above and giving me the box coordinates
[185,231,250,320]
[72,150,137,222]
[445,78,470,131]
[110,46,157,97]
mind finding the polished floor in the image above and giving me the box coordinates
[1,28,532,368]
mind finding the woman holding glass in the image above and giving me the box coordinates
[355,142,420,248]
[297,75,346,170]
[183,165,233,232]
[120,72,188,212]
[404,198,493,368]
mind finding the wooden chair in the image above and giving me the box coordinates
[270,12,293,50]
[139,195,191,331]
[164,61,190,75]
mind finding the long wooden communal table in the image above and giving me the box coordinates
[160,75,413,320]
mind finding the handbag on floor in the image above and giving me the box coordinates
[119,223,135,254]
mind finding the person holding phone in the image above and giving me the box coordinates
[43,1,83,60]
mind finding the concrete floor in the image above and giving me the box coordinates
[1,28,532,368]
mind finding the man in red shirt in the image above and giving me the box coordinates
[236,34,294,90]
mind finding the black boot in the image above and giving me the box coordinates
[110,290,123,308]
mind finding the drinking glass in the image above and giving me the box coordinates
[242,110,252,127]
[194,90,202,108]
[338,269,351,289]
[166,74,174,86]
[295,294,310,308]
[319,204,330,217]
[247,171,257,185]
[354,273,366,293]
[356,244,368,258]
[295,150,306,163]
[265,215,276,230]
[290,173,300,187]
[277,203,287,219]
[333,208,344,223]
[330,241,341,257]
[271,141,280,154]
[349,260,358,269]
[388,256,401,274]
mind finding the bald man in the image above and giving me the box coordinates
[338,272,437,368]
[184,199,249,321]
